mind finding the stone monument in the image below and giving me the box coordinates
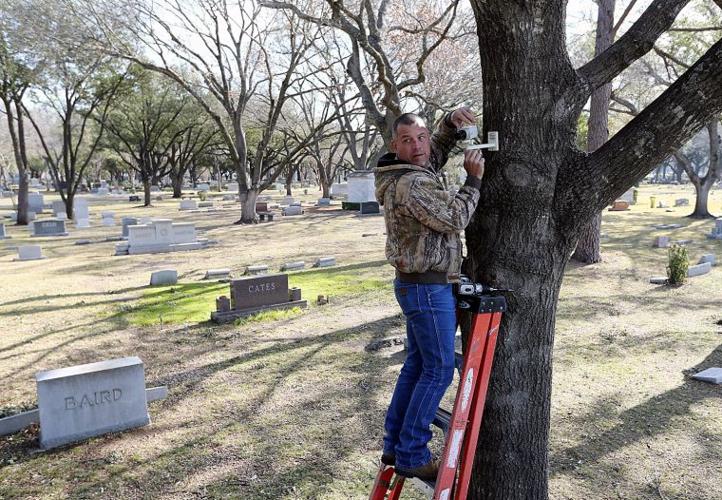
[211,273,307,323]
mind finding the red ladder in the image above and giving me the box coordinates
[370,285,506,500]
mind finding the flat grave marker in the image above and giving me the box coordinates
[32,219,68,237]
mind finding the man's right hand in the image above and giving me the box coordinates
[463,149,485,180]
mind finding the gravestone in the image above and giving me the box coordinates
[675,198,689,207]
[76,218,90,228]
[28,192,44,214]
[74,198,90,222]
[347,171,375,203]
[698,254,716,266]
[27,211,36,222]
[16,245,44,261]
[101,212,115,226]
[653,236,670,248]
[360,201,381,214]
[211,273,307,323]
[116,220,207,255]
[609,200,629,211]
[280,196,294,206]
[32,219,68,237]
[56,212,67,221]
[36,357,150,449]
[121,217,139,238]
[330,182,348,198]
[198,201,213,208]
[706,218,722,240]
[246,264,269,275]
[256,201,269,212]
[649,276,668,285]
[180,199,198,211]
[204,269,231,280]
[150,185,161,192]
[97,187,110,196]
[687,262,712,278]
[52,200,66,217]
[657,201,669,208]
[197,183,210,192]
[129,195,141,202]
[282,205,303,216]
[280,261,305,272]
[691,367,722,384]
[314,256,336,268]
[226,182,239,192]
[619,188,635,205]
[0,223,6,240]
[150,269,178,285]
[317,198,331,206]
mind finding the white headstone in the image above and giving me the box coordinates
[28,192,44,214]
[0,223,6,239]
[52,200,66,217]
[314,256,336,268]
[226,182,239,192]
[76,218,90,228]
[171,223,196,244]
[179,199,198,211]
[17,245,44,261]
[282,205,303,216]
[74,198,90,220]
[347,171,376,203]
[35,357,150,449]
[697,254,716,266]
[150,269,178,285]
[687,262,712,278]
[317,198,331,206]
[56,212,67,221]
[197,183,210,192]
[692,367,722,384]
[101,212,115,226]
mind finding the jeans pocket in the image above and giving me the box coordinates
[395,282,419,315]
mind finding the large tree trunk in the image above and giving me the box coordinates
[172,173,183,198]
[236,188,258,224]
[64,193,75,220]
[143,177,152,207]
[463,1,722,497]
[572,0,614,264]
[690,180,712,217]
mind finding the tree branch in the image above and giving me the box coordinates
[578,0,690,92]
[564,37,722,219]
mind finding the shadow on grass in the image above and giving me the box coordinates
[550,344,722,479]
[0,312,406,499]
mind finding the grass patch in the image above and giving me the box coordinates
[118,260,390,326]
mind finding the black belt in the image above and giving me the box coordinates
[395,270,449,284]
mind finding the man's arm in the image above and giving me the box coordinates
[429,106,477,173]
[404,149,485,233]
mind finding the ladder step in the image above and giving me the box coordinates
[432,406,452,433]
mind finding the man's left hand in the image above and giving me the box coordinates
[450,106,476,128]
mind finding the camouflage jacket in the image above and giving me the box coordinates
[374,117,481,281]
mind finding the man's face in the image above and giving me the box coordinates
[391,121,431,167]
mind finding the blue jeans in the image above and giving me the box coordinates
[383,280,457,469]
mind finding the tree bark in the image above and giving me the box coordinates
[142,177,151,207]
[464,1,722,497]
[691,180,712,217]
[237,188,259,224]
[572,0,615,264]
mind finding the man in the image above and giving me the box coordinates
[374,108,485,480]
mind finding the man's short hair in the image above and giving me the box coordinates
[392,113,427,139]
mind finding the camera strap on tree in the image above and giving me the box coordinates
[369,278,507,500]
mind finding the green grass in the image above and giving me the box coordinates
[118,260,390,326]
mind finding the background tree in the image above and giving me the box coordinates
[0,0,42,225]
[101,70,190,206]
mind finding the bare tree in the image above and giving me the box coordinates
[264,0,462,146]
[74,0,335,222]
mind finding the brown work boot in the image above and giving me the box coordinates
[395,457,440,481]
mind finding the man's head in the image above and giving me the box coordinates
[391,113,430,167]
